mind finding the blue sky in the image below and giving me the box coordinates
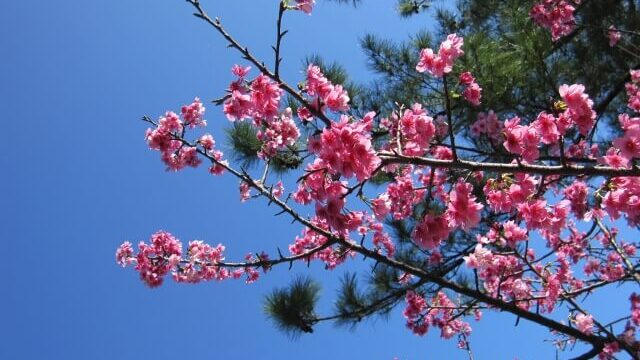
[1,1,633,359]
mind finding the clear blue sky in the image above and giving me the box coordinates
[1,1,632,359]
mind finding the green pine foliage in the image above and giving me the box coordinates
[264,277,321,335]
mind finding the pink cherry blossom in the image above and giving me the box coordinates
[306,64,350,112]
[574,313,594,335]
[446,180,483,231]
[608,25,622,47]
[310,115,380,181]
[530,0,579,41]
[181,97,206,128]
[416,34,464,77]
[294,0,315,14]
[462,81,482,106]
[412,214,450,249]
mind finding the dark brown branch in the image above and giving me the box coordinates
[340,239,608,347]
[442,75,458,161]
[378,152,640,177]
[273,1,286,78]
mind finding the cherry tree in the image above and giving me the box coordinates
[117,1,640,358]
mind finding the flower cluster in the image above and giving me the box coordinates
[530,0,580,41]
[559,84,596,136]
[608,25,622,47]
[116,231,266,286]
[223,67,282,122]
[503,116,540,163]
[601,176,640,226]
[398,104,436,156]
[288,217,353,269]
[403,291,472,339]
[459,72,482,106]
[500,84,596,161]
[412,214,450,249]
[181,97,206,128]
[386,171,425,220]
[446,180,483,231]
[309,114,380,181]
[469,110,503,141]
[121,10,640,356]
[416,34,464,77]
[256,107,301,159]
[306,64,350,112]
[144,99,227,173]
[464,244,532,308]
[626,69,640,112]
[146,106,202,171]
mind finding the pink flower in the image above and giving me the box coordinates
[231,64,251,77]
[599,147,630,169]
[574,313,594,335]
[306,64,350,112]
[371,194,391,219]
[256,108,300,159]
[470,110,503,142]
[517,199,549,230]
[416,48,447,77]
[608,25,622,47]
[116,241,135,267]
[416,34,464,77]
[272,181,284,198]
[294,0,315,14]
[459,71,475,85]
[559,84,596,136]
[134,231,183,287]
[631,293,640,326]
[181,97,206,128]
[250,74,282,120]
[530,1,579,41]
[311,115,380,181]
[613,132,640,160]
[412,214,450,249]
[399,103,436,155]
[462,81,482,106]
[563,181,589,218]
[239,181,251,202]
[223,90,252,121]
[532,112,560,144]
[446,181,483,231]
[502,117,540,162]
[373,230,395,257]
[199,134,215,151]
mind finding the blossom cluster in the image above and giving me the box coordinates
[308,113,380,181]
[530,0,580,41]
[256,107,301,159]
[459,72,482,106]
[626,69,640,113]
[608,25,622,47]
[223,67,282,122]
[116,231,267,286]
[403,291,472,339]
[469,110,503,141]
[499,84,595,162]
[416,34,464,77]
[145,98,226,174]
[305,64,350,112]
